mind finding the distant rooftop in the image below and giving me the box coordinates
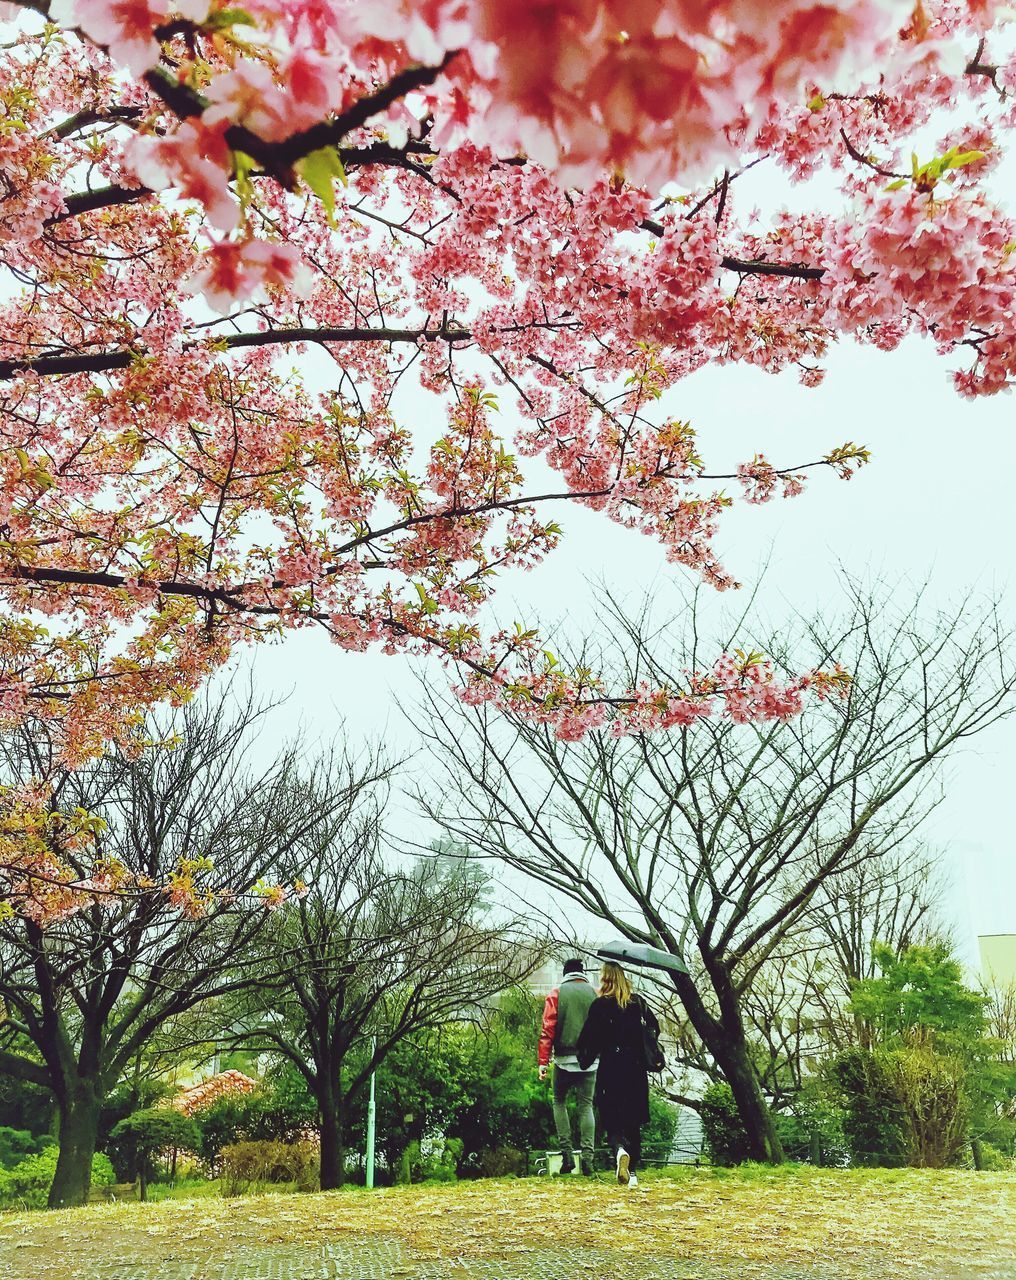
[173,1069,257,1115]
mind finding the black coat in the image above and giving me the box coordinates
[576,995,659,1129]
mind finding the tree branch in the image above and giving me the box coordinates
[0,1046,51,1088]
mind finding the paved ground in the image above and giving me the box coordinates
[0,1234,846,1280]
[2,1168,1014,1280]
[0,1236,954,1280]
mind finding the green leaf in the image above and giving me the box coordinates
[946,149,985,169]
[204,7,256,30]
[232,150,257,207]
[297,147,347,226]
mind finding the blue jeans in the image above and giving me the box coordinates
[552,1067,596,1159]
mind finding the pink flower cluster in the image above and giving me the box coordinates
[42,0,999,200]
[188,238,313,313]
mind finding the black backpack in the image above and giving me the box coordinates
[637,997,666,1073]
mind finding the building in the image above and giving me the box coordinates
[525,958,561,998]
[979,934,1016,986]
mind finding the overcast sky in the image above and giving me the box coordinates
[231,320,1016,972]
[177,137,1016,975]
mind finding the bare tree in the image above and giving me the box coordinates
[801,843,950,1048]
[414,583,1016,1162]
[219,806,542,1189]
[652,840,950,1110]
[0,692,373,1207]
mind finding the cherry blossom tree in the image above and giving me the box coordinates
[1,1,1015,913]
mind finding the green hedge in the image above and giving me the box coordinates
[0,1126,49,1171]
[0,1146,114,1210]
[699,1082,848,1166]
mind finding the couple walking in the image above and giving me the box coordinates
[538,958,661,1188]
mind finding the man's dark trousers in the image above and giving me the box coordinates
[552,1066,595,1164]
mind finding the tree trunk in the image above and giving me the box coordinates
[708,1028,786,1163]
[48,1084,102,1208]
[670,970,786,1165]
[319,1088,346,1191]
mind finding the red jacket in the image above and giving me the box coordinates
[538,987,559,1068]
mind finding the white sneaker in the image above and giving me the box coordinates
[615,1148,630,1185]
[628,1174,639,1188]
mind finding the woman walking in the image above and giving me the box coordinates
[577,961,660,1188]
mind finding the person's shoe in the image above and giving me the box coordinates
[580,1154,594,1176]
[559,1153,576,1175]
[615,1148,630,1185]
[627,1174,639,1189]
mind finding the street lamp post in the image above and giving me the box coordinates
[365,1034,377,1189]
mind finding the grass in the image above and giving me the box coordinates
[143,1175,225,1202]
[2,1164,1014,1279]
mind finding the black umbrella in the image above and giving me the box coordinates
[595,939,689,975]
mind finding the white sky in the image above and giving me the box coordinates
[0,35,997,1163]
[220,130,1016,974]
[232,325,1016,972]
[9,12,1005,969]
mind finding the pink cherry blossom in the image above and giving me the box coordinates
[126,120,239,231]
[203,62,294,143]
[52,0,170,76]
[189,238,311,311]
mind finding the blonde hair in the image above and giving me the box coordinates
[600,962,632,1008]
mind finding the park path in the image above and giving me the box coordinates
[3,1233,1000,1280]
[2,1169,1014,1280]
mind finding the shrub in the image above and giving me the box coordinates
[830,1048,908,1168]
[99,1080,175,1176]
[0,1146,115,1210]
[970,1140,1012,1170]
[110,1109,202,1200]
[700,1084,752,1166]
[193,1095,252,1166]
[644,1092,681,1163]
[110,1107,201,1154]
[475,1146,525,1178]
[395,1139,418,1185]
[91,1152,115,1188]
[782,1079,850,1166]
[0,1127,47,1171]
[0,1146,61,1209]
[194,1077,316,1168]
[396,1136,463,1184]
[431,1136,463,1182]
[219,1140,319,1197]
[883,1041,969,1169]
[699,1081,847,1167]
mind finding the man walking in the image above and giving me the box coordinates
[538,957,598,1175]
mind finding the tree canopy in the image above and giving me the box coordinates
[2,2,1014,910]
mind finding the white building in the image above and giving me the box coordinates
[979,934,1016,986]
